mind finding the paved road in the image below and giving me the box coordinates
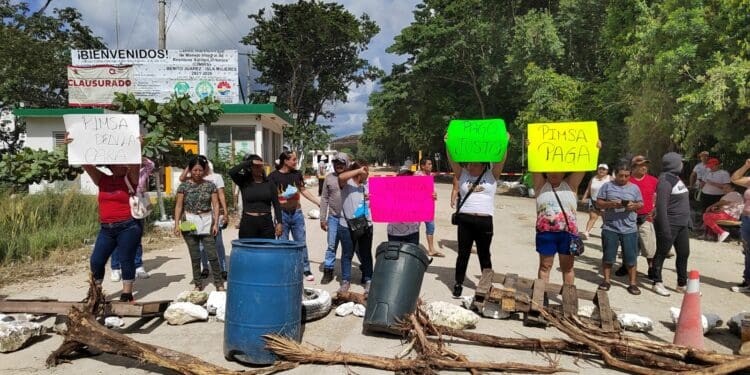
[2,182,748,374]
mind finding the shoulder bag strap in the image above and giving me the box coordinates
[455,166,488,215]
[551,186,572,232]
[124,176,135,196]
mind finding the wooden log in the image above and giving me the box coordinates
[263,334,569,374]
[333,291,366,305]
[0,299,171,317]
[594,290,615,332]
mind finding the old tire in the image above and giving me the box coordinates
[302,287,331,322]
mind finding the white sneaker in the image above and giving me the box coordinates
[136,266,150,279]
[653,282,671,296]
[110,269,121,282]
[731,283,750,293]
[718,231,730,243]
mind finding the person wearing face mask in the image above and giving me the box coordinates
[319,153,353,284]
[446,133,508,299]
[651,152,691,297]
[596,161,644,295]
[268,151,321,282]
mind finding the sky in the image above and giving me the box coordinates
[30,0,420,137]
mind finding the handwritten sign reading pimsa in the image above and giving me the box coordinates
[64,114,141,165]
[446,118,508,162]
[527,121,598,172]
[369,176,434,223]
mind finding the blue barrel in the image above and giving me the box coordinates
[224,239,304,365]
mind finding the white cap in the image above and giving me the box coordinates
[597,163,609,170]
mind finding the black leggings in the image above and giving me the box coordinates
[455,214,493,285]
[239,214,275,239]
[652,224,690,286]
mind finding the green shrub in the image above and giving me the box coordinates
[0,190,99,263]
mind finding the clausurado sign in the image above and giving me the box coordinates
[369,176,434,223]
[527,121,599,172]
[446,118,508,162]
[64,114,141,165]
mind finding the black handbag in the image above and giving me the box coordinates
[452,167,488,225]
[551,186,585,256]
[346,215,369,238]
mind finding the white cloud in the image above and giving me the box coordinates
[43,0,418,137]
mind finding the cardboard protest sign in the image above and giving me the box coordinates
[369,176,434,223]
[446,118,508,162]
[527,121,599,172]
[64,114,141,165]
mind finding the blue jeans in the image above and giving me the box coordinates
[742,216,750,283]
[601,229,638,267]
[339,223,371,282]
[91,219,142,283]
[281,209,310,273]
[111,219,144,270]
[201,228,226,271]
[323,215,341,270]
[424,221,435,235]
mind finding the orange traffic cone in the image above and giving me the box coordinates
[673,270,704,349]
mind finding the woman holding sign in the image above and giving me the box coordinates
[63,132,142,303]
[446,134,508,299]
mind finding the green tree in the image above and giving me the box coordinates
[112,93,224,220]
[242,0,381,167]
[0,1,105,107]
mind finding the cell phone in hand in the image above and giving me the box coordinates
[620,200,630,207]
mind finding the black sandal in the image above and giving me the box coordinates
[598,281,611,291]
[627,285,641,295]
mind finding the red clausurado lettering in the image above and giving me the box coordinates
[536,142,592,164]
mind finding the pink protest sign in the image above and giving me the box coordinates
[369,176,435,223]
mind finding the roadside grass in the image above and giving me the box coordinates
[0,190,99,264]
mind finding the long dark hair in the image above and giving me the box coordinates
[244,154,266,182]
[275,150,296,171]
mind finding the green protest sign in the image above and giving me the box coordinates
[446,118,508,162]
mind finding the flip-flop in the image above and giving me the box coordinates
[429,251,445,257]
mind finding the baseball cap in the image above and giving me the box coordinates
[333,152,349,165]
[705,158,720,167]
[597,163,609,170]
[630,155,650,167]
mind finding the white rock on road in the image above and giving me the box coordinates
[164,302,209,325]
[176,291,209,305]
[0,321,44,353]
[422,301,480,329]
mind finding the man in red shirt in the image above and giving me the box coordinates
[616,155,659,280]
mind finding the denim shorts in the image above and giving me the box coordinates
[424,221,435,235]
[536,231,571,256]
[601,229,638,266]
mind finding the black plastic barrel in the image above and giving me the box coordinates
[363,241,430,335]
[224,239,304,365]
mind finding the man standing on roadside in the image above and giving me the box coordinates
[320,153,352,284]
[616,155,658,280]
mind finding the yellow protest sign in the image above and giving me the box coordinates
[527,121,599,172]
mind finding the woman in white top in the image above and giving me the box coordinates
[580,164,613,239]
[446,134,508,298]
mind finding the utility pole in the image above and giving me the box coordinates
[155,0,167,220]
[158,0,166,49]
